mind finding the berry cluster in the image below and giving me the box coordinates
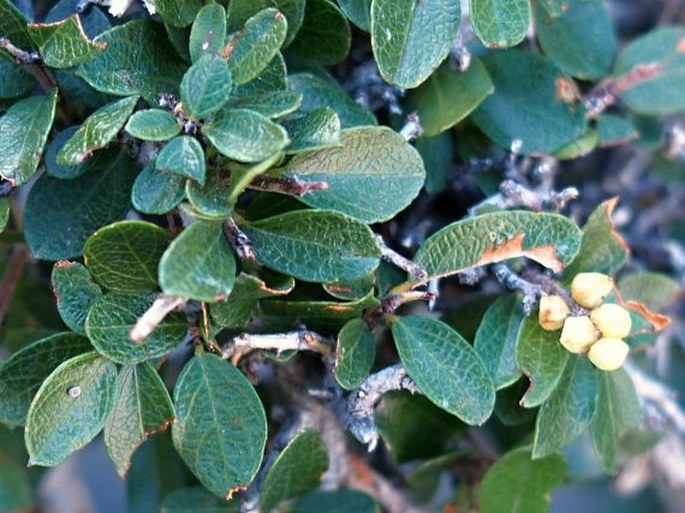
[538,273,632,371]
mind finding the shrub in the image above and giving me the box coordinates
[0,0,682,512]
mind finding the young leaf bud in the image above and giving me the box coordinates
[538,295,570,331]
[590,303,632,338]
[559,316,600,353]
[588,337,630,371]
[570,272,614,309]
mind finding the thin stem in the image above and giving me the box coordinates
[224,330,333,359]
[130,294,187,343]
[223,217,259,265]
[377,234,428,280]
[247,174,329,196]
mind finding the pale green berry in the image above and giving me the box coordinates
[538,295,570,331]
[571,272,614,309]
[588,337,630,371]
[559,315,600,353]
[591,303,632,338]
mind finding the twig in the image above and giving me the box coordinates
[376,234,428,280]
[247,175,329,196]
[583,63,662,118]
[0,244,30,328]
[223,217,259,264]
[449,29,472,71]
[224,330,333,359]
[0,37,57,91]
[492,264,542,315]
[399,112,423,141]
[623,359,685,434]
[130,294,187,343]
[345,364,420,451]
[470,180,578,215]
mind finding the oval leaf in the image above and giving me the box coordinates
[334,318,376,390]
[0,333,93,426]
[0,89,57,185]
[391,316,495,425]
[371,0,460,88]
[478,448,566,513]
[45,126,87,179]
[224,8,287,85]
[156,136,207,185]
[228,90,303,119]
[260,429,329,513]
[203,108,290,163]
[532,355,598,458]
[181,54,233,119]
[155,0,202,27]
[24,146,135,260]
[159,220,237,302]
[474,294,525,390]
[414,211,583,282]
[85,292,188,364]
[104,363,176,477]
[51,261,103,334]
[284,126,425,223]
[131,160,186,215]
[25,352,117,466]
[515,317,569,408]
[283,107,342,154]
[57,95,138,165]
[287,0,350,66]
[240,209,381,283]
[189,3,227,62]
[172,353,267,499]
[227,0,305,48]
[471,51,587,154]
[84,220,172,293]
[125,109,180,141]
[27,15,107,68]
[470,0,530,48]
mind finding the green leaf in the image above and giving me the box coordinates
[25,352,117,466]
[618,272,680,311]
[85,292,188,364]
[538,0,566,17]
[478,447,566,513]
[240,209,381,283]
[391,316,495,425]
[172,353,267,499]
[0,333,92,426]
[156,136,207,185]
[534,0,616,80]
[159,220,237,302]
[472,51,586,154]
[57,95,138,165]
[292,489,379,513]
[284,126,425,223]
[284,107,342,154]
[181,54,233,119]
[161,487,240,513]
[260,429,329,512]
[596,114,638,147]
[338,0,371,31]
[474,294,525,390]
[78,20,186,101]
[228,90,302,119]
[552,129,598,160]
[614,26,685,115]
[189,3,227,63]
[494,378,537,426]
[0,89,57,185]
[334,318,376,390]
[24,145,135,260]
[186,167,234,219]
[0,0,33,49]
[0,197,9,233]
[233,53,287,96]
[414,132,453,193]
[516,317,568,408]
[27,14,106,68]
[225,8,287,85]
[84,220,172,293]
[533,355,598,458]
[0,54,37,100]
[414,211,583,282]
[375,391,463,463]
[203,108,290,162]
[132,160,186,215]
[563,198,628,280]
[470,0,530,48]
[210,271,295,329]
[289,72,376,128]
[287,0,350,66]
[371,0,460,88]
[45,126,88,179]
[125,109,180,141]
[406,58,494,138]
[51,261,103,334]
[155,0,202,27]
[227,0,305,48]
[590,368,641,473]
[104,363,176,477]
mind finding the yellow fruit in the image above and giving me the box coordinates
[590,303,632,338]
[571,272,614,309]
[559,316,600,353]
[588,338,630,371]
[538,295,570,331]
